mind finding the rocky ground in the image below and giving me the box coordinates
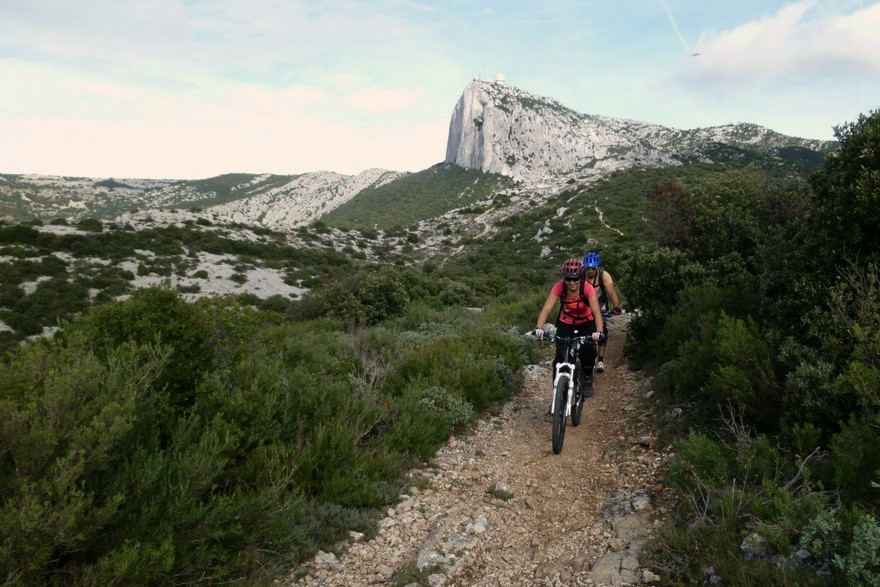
[281,315,675,587]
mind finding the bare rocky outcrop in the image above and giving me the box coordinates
[208,168,405,230]
[444,79,836,181]
[0,168,405,229]
[283,315,675,587]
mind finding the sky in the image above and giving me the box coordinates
[1,0,878,180]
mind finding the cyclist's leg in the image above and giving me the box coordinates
[596,326,608,372]
[554,321,576,371]
[577,320,597,396]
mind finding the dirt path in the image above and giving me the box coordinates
[283,315,672,587]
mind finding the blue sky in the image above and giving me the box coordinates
[1,0,877,179]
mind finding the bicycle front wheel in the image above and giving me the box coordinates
[552,375,568,454]
[571,383,585,427]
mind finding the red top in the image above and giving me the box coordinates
[551,280,597,324]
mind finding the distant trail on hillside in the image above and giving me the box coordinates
[595,202,624,236]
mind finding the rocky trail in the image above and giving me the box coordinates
[283,315,674,587]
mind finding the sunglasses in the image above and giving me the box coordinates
[564,277,580,282]
[584,267,597,271]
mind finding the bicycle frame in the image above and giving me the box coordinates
[548,335,586,418]
[534,328,597,454]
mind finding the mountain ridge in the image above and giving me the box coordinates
[1,79,837,229]
[445,79,837,180]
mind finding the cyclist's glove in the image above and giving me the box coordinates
[591,331,602,341]
[612,307,623,316]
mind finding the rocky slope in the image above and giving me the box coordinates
[284,315,675,587]
[445,79,837,181]
[0,168,405,228]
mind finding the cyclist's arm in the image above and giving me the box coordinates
[536,291,559,332]
[603,270,622,310]
[588,292,604,333]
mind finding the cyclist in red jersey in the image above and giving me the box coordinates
[535,258,604,396]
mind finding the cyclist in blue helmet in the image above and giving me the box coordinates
[582,252,623,373]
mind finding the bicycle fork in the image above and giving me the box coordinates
[550,360,577,417]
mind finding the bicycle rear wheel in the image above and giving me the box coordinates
[551,375,568,454]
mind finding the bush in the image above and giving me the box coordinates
[825,413,880,503]
[620,245,705,364]
[356,267,410,324]
[801,511,880,586]
[706,314,780,430]
[70,286,213,410]
[0,335,170,584]
[438,279,475,306]
[76,218,103,232]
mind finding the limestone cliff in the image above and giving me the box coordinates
[445,79,836,180]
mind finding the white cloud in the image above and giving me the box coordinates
[686,1,880,83]
[0,58,446,178]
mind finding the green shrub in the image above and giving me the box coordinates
[667,431,729,492]
[620,245,705,364]
[801,511,880,586]
[826,413,880,503]
[70,286,214,410]
[76,218,103,232]
[356,267,410,324]
[417,384,474,429]
[438,279,475,306]
[0,335,169,585]
[706,314,780,430]
[387,328,525,413]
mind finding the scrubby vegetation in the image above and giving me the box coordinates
[321,163,512,231]
[621,111,880,585]
[0,284,536,585]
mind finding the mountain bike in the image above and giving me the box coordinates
[532,327,600,454]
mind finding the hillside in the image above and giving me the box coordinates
[0,78,840,351]
[321,163,512,231]
[0,169,405,229]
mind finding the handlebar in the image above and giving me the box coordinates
[527,329,606,343]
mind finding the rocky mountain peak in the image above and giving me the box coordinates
[444,78,836,181]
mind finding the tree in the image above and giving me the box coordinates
[807,111,880,267]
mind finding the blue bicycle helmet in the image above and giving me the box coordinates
[583,252,601,268]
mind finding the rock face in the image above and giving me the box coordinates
[207,168,403,230]
[445,79,837,180]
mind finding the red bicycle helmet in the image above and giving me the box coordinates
[561,258,583,279]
